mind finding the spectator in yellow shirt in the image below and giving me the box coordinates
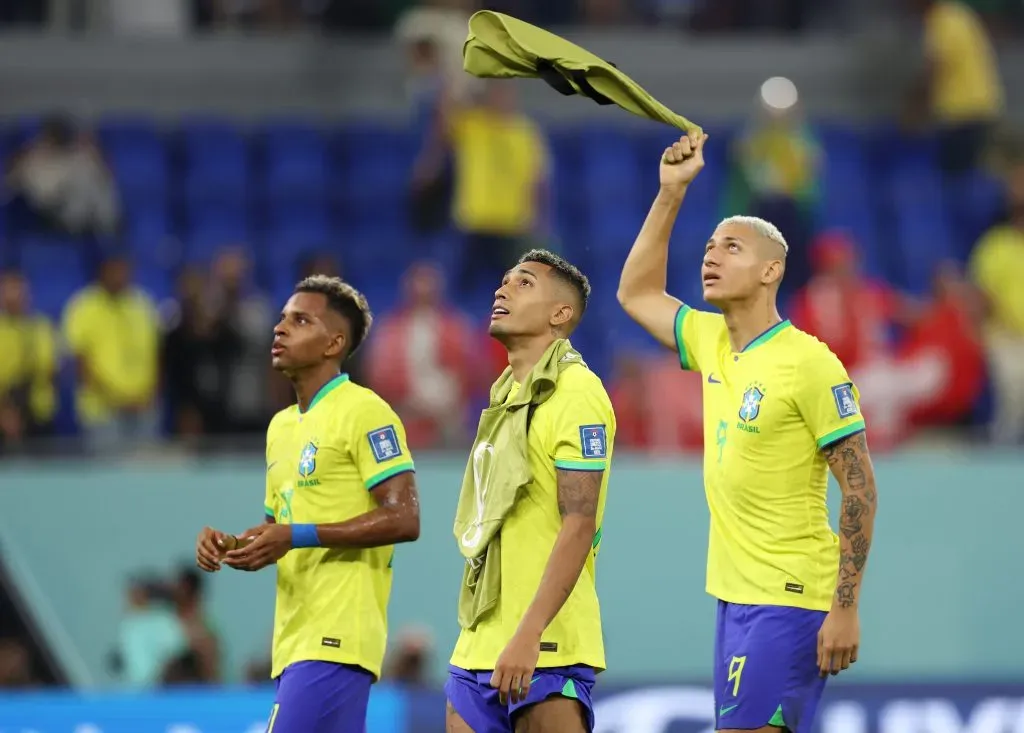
[910,0,1004,174]
[63,253,161,451]
[434,81,550,295]
[0,270,57,449]
[969,159,1024,443]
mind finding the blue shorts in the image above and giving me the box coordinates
[268,660,373,733]
[445,664,596,733]
[713,601,827,732]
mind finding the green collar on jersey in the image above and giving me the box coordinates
[301,373,349,414]
[740,319,792,353]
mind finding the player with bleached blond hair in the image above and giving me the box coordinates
[617,132,880,733]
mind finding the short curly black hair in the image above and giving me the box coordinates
[295,274,373,358]
[517,248,591,327]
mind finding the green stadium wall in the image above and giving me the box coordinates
[0,450,1019,688]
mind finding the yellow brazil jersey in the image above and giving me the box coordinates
[451,363,615,671]
[969,224,1024,335]
[264,374,415,680]
[925,0,1003,122]
[0,313,57,424]
[674,307,866,612]
[62,285,160,424]
[449,107,548,237]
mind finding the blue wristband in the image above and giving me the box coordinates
[291,524,321,548]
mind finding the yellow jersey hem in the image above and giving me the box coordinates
[708,590,831,613]
[272,651,381,682]
[449,652,606,673]
[364,461,415,490]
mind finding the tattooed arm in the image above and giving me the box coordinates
[825,431,878,610]
[517,468,602,638]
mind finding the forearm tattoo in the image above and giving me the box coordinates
[824,432,877,609]
[556,469,602,519]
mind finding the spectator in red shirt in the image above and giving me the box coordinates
[608,353,704,453]
[900,261,986,427]
[855,261,985,448]
[789,230,906,371]
[365,261,478,448]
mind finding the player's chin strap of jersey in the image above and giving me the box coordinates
[462,10,701,135]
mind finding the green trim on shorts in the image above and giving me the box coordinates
[769,704,786,726]
[561,679,579,699]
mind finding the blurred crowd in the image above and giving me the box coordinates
[0,559,435,691]
[104,565,436,690]
[2,0,1022,35]
[0,0,1022,454]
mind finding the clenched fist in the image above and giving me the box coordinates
[660,132,708,191]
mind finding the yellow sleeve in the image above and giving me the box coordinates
[62,295,90,356]
[34,318,57,375]
[793,347,867,450]
[550,378,615,473]
[264,423,279,520]
[673,305,724,373]
[925,3,962,63]
[264,472,276,521]
[351,398,416,490]
[968,229,1003,298]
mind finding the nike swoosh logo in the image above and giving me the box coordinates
[531,675,541,685]
[708,374,721,384]
[266,461,277,473]
[719,704,738,716]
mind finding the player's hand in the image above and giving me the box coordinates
[223,524,291,572]
[817,607,860,677]
[490,629,541,706]
[195,526,233,573]
[660,131,708,192]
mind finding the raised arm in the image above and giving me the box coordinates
[824,431,877,612]
[617,132,708,349]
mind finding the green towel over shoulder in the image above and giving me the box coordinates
[463,10,701,134]
[454,338,586,630]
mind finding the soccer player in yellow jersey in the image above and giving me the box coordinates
[445,250,615,733]
[194,275,421,733]
[618,134,879,733]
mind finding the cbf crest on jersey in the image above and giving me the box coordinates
[298,441,319,477]
[739,383,765,423]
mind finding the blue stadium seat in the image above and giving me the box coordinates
[333,124,416,221]
[264,227,336,301]
[179,117,250,202]
[946,170,1006,260]
[577,123,644,215]
[264,195,331,236]
[182,222,250,264]
[98,117,169,205]
[123,201,174,243]
[259,119,329,200]
[887,168,954,294]
[18,237,89,319]
[818,124,885,278]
